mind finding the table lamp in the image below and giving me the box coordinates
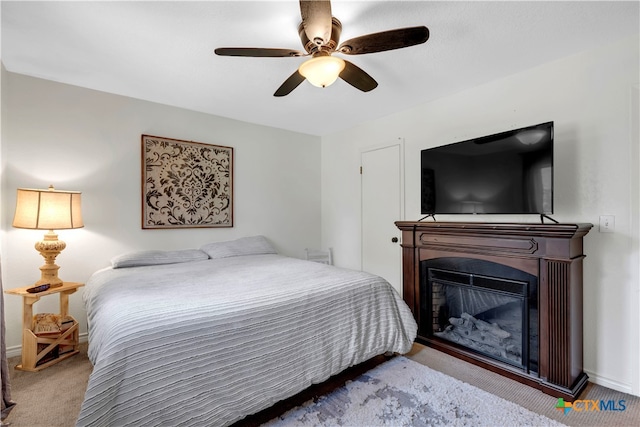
[12,185,84,287]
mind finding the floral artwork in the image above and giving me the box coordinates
[142,135,233,228]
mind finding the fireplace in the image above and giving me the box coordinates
[421,258,538,373]
[395,221,592,401]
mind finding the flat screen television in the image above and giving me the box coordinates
[421,121,553,215]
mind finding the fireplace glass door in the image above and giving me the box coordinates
[428,268,529,370]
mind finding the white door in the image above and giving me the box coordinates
[361,142,403,295]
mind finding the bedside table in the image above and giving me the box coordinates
[4,281,84,371]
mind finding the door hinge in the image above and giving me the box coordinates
[360,166,362,174]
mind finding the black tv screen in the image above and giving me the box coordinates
[421,122,553,215]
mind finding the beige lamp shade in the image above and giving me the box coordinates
[13,186,84,230]
[298,56,346,88]
[12,185,84,287]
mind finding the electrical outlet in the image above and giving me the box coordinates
[599,215,615,233]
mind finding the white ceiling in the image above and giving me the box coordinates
[2,1,639,136]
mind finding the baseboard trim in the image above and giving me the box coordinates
[584,368,635,395]
[6,332,88,359]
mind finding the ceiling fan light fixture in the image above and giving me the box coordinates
[215,1,429,96]
[298,56,346,88]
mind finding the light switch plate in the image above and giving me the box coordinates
[599,215,615,233]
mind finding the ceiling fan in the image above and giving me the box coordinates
[214,0,429,97]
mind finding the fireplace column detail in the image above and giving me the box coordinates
[395,221,592,401]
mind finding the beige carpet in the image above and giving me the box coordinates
[4,342,639,427]
[5,343,92,427]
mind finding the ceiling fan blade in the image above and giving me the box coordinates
[300,0,332,46]
[215,47,304,57]
[274,70,306,97]
[337,26,429,55]
[339,60,378,92]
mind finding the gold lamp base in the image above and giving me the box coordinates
[34,230,66,288]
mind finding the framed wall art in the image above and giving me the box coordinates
[142,135,233,229]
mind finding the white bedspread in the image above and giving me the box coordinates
[77,254,417,426]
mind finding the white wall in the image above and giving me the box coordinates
[1,70,321,352]
[321,35,640,395]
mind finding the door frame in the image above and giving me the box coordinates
[359,139,406,287]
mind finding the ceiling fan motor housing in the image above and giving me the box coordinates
[298,17,342,54]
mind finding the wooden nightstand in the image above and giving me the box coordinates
[4,282,84,371]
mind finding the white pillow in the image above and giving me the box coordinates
[200,235,277,259]
[111,249,209,269]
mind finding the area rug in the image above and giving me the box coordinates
[264,356,565,426]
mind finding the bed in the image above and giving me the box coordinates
[77,236,417,427]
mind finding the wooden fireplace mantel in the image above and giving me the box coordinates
[395,221,593,400]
